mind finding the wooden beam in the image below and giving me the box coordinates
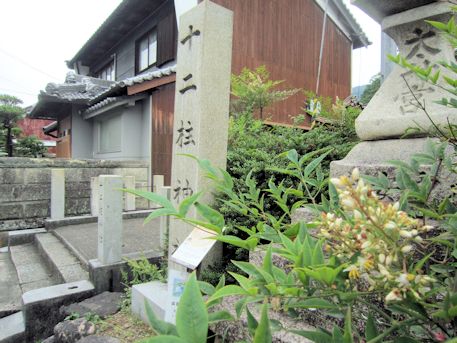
[127,74,176,95]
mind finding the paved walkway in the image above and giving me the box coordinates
[0,251,22,317]
[53,217,163,264]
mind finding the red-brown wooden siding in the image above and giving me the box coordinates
[199,0,352,125]
[151,82,175,185]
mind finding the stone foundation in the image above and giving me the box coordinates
[0,158,149,232]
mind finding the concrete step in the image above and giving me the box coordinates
[0,312,25,343]
[35,233,89,283]
[0,251,22,318]
[9,243,57,294]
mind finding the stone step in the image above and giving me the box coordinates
[0,251,22,318]
[0,312,25,343]
[9,243,57,294]
[35,233,89,283]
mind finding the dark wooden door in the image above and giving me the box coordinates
[151,82,175,186]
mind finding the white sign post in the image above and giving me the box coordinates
[50,169,65,220]
[97,175,123,265]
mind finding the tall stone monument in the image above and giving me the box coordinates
[131,0,233,325]
[169,0,233,254]
[332,1,457,176]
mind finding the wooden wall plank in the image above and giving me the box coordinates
[151,82,175,185]
[199,0,352,125]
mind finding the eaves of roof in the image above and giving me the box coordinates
[331,0,371,48]
[88,64,176,105]
[67,0,168,69]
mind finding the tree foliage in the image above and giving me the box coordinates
[0,94,24,157]
[230,65,299,119]
[360,73,382,105]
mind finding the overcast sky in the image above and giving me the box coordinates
[0,0,381,107]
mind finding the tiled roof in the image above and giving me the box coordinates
[84,96,123,115]
[28,65,176,119]
[39,72,114,103]
[89,64,176,105]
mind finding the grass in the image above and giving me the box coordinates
[97,309,155,343]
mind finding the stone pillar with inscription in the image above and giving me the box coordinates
[130,1,233,325]
[97,175,123,265]
[51,169,65,220]
[332,2,457,178]
[169,0,233,255]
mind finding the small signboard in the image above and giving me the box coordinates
[170,227,218,270]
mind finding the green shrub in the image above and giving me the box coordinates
[14,135,47,157]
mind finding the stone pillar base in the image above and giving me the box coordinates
[330,138,430,177]
[330,138,456,202]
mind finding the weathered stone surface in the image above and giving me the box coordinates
[0,158,149,230]
[0,203,23,220]
[330,138,457,202]
[66,198,91,216]
[24,168,51,184]
[42,335,56,343]
[354,3,457,141]
[54,318,96,343]
[22,280,95,342]
[76,336,120,343]
[0,218,46,232]
[291,207,316,224]
[24,201,50,218]
[60,292,122,319]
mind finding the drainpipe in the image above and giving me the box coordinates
[316,0,329,95]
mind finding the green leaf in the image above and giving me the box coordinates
[343,307,353,343]
[194,202,225,228]
[393,337,421,343]
[176,272,208,343]
[142,336,187,343]
[178,192,202,217]
[145,301,178,336]
[311,240,325,265]
[229,272,252,291]
[144,208,178,224]
[304,149,332,178]
[198,281,216,296]
[290,330,332,343]
[365,314,378,341]
[122,189,175,210]
[246,307,258,336]
[208,310,234,324]
[216,235,258,250]
[207,285,249,303]
[263,246,274,275]
[253,303,272,343]
[286,149,299,164]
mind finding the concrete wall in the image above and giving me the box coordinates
[91,99,150,161]
[71,108,93,159]
[0,158,149,231]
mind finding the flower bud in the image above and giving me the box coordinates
[330,178,344,188]
[399,230,412,238]
[401,245,413,253]
[351,168,360,181]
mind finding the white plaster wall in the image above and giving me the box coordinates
[71,108,93,159]
[92,103,147,160]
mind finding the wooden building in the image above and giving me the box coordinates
[29,0,368,184]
